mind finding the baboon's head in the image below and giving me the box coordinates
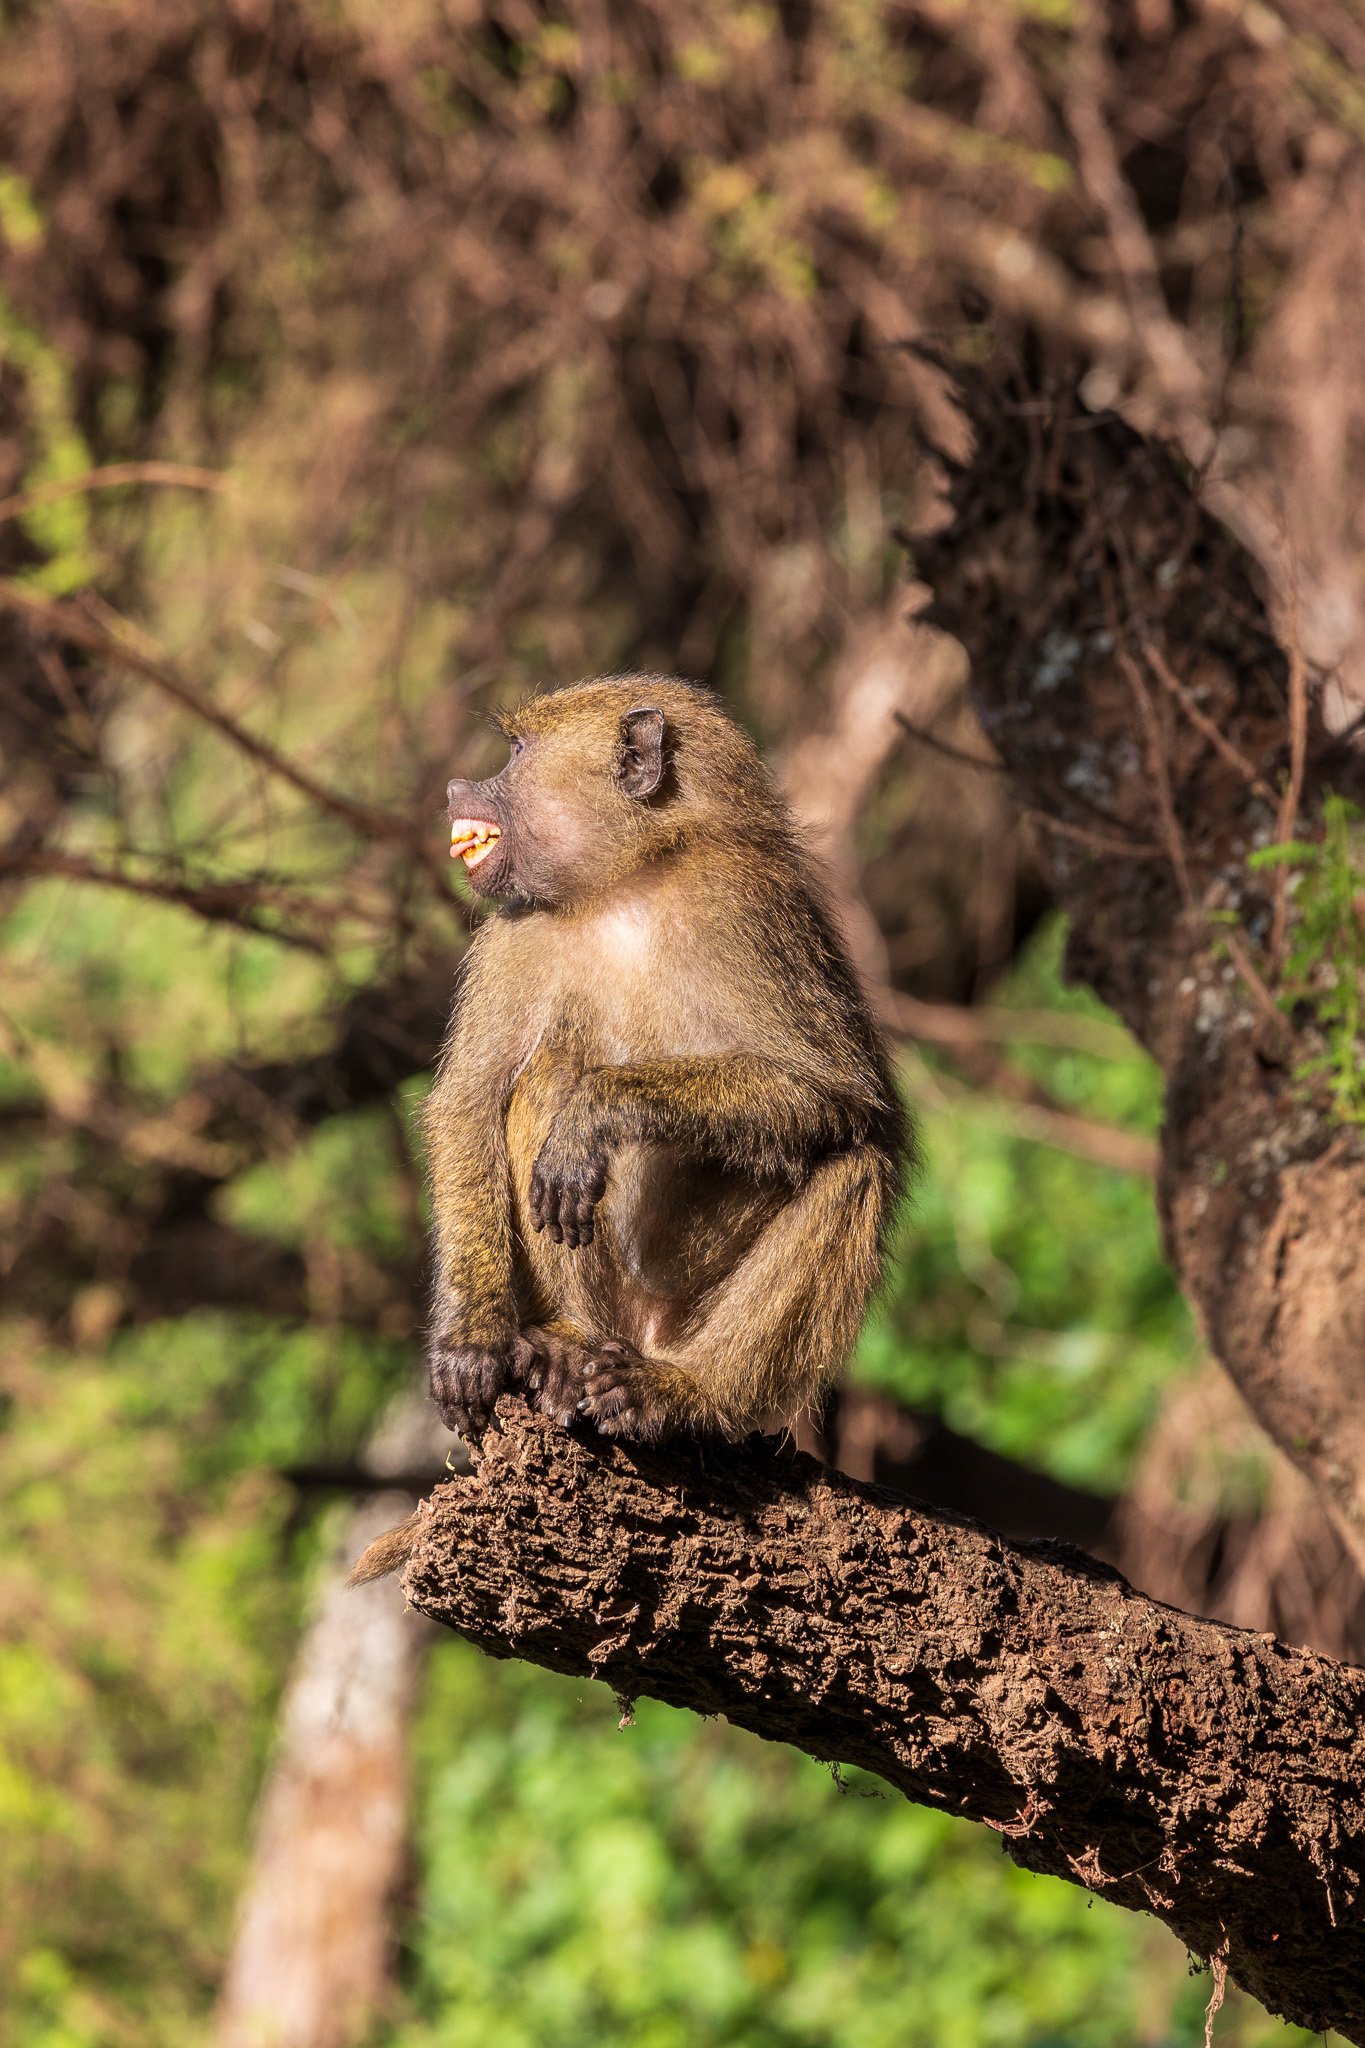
[444,676,784,907]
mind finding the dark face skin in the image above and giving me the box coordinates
[446,702,666,907]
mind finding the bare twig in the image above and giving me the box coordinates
[1018,808,1161,861]
[1204,1944,1230,2048]
[782,614,970,993]
[0,580,446,876]
[898,1041,1157,1177]
[1137,636,1278,806]
[1118,650,1195,904]
[1063,0,1211,441]
[974,1087,1158,1177]
[0,461,230,528]
[0,849,337,952]
[883,989,1136,1061]
[1269,640,1309,973]
[893,710,1004,776]
[1221,928,1293,1049]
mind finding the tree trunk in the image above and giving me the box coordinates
[215,1490,430,2048]
[391,1403,1365,2043]
[917,358,1365,1575]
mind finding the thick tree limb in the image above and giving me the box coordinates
[395,1403,1365,2042]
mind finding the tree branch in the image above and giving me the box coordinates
[0,581,446,872]
[0,460,230,528]
[392,1404,1365,2043]
[0,847,338,952]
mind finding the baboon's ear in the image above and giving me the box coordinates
[616,705,666,799]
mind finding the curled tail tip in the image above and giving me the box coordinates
[347,1512,422,1587]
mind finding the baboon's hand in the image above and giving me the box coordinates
[428,1336,525,1438]
[529,1115,609,1249]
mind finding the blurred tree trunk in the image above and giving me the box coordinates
[214,1395,450,2048]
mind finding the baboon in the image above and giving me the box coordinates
[426,675,909,1444]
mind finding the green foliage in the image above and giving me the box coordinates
[1,880,334,1099]
[0,166,44,247]
[222,1104,422,1265]
[863,919,1192,1496]
[392,1642,1304,2048]
[1250,795,1365,1123]
[0,891,1232,2047]
[0,6,1333,2031]
[0,1338,297,2048]
[0,1302,413,2047]
[0,254,99,592]
[110,1313,410,1481]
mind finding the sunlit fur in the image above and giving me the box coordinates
[424,674,911,1440]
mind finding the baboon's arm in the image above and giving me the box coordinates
[423,1060,518,1351]
[567,1052,874,1161]
[529,1054,887,1246]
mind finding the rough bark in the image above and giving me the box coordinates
[918,360,1365,1575]
[396,1402,1365,2043]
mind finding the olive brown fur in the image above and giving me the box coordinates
[421,674,910,1448]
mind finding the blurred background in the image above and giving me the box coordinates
[1,2,1361,2043]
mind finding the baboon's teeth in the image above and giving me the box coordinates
[448,818,502,869]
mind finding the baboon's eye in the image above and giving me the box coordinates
[509,734,525,757]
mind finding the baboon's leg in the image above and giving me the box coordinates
[580,1143,892,1440]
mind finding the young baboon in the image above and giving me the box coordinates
[426,674,910,1444]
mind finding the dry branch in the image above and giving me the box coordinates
[394,1403,1365,2043]
[0,460,230,527]
[0,581,443,868]
[0,847,337,952]
[883,991,1136,1061]
[907,1049,1158,1178]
